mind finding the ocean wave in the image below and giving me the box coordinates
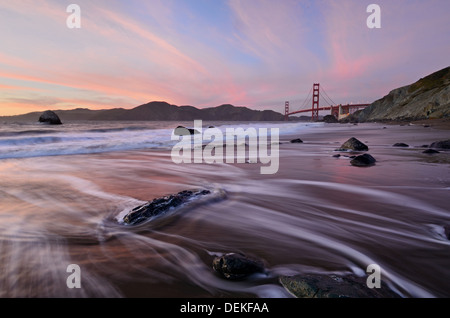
[0,121,321,159]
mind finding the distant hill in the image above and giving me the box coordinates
[0,102,292,122]
[356,66,450,122]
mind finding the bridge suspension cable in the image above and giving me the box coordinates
[319,85,337,106]
[299,85,313,111]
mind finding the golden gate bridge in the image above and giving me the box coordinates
[284,83,370,121]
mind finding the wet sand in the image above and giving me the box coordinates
[0,121,449,298]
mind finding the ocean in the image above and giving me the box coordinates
[0,120,448,298]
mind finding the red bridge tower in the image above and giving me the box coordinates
[312,83,320,121]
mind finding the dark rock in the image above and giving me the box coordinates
[123,189,211,225]
[332,154,341,158]
[323,115,339,123]
[38,110,62,125]
[339,114,359,124]
[173,126,200,136]
[421,145,429,148]
[444,225,450,240]
[290,138,303,143]
[336,137,369,152]
[423,149,440,154]
[212,253,265,280]
[350,154,376,167]
[393,143,409,147]
[429,140,450,149]
[279,274,399,298]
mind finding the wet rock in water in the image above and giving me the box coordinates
[336,137,369,152]
[173,126,200,136]
[279,274,400,298]
[290,138,303,143]
[444,225,450,240]
[393,143,409,147]
[429,140,450,149]
[423,149,440,154]
[332,154,341,158]
[350,154,376,167]
[212,253,265,280]
[38,110,62,125]
[123,189,211,225]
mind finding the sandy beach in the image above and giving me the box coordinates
[0,121,449,298]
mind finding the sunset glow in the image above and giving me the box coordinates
[0,0,449,116]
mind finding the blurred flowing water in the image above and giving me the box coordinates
[0,121,448,297]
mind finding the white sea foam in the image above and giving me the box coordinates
[0,121,321,159]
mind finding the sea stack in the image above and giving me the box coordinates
[173,125,200,136]
[38,110,62,125]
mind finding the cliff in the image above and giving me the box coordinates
[357,66,450,122]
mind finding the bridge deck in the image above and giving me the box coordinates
[287,104,370,116]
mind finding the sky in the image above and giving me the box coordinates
[0,0,449,116]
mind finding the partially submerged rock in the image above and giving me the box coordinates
[444,225,450,240]
[350,154,376,167]
[336,137,369,152]
[290,138,303,143]
[423,149,440,154]
[212,253,265,280]
[173,126,200,136]
[123,189,212,225]
[393,143,409,147]
[38,110,62,125]
[279,274,399,298]
[429,140,450,149]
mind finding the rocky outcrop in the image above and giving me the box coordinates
[38,110,62,125]
[357,67,450,122]
[279,274,399,298]
[212,253,265,280]
[290,138,303,143]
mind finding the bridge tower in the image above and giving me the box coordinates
[284,101,289,121]
[312,83,320,121]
